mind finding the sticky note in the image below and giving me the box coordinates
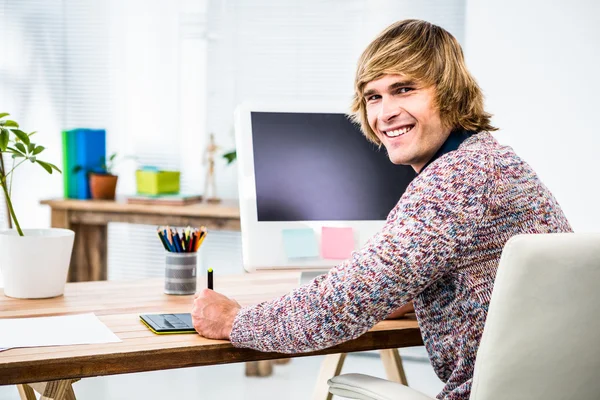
[282,228,319,259]
[321,227,355,260]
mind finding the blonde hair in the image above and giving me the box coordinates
[351,19,497,144]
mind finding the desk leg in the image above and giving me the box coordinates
[63,385,77,400]
[245,360,273,377]
[312,353,347,400]
[68,223,108,282]
[17,379,79,400]
[244,358,291,376]
[379,348,408,385]
[49,208,107,282]
[312,350,408,399]
[16,384,36,400]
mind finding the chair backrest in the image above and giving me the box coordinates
[470,233,600,400]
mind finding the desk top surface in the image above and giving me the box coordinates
[40,198,240,218]
[0,272,422,385]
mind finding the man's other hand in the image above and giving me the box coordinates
[386,302,415,319]
[191,289,241,340]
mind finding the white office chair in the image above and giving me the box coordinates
[328,233,600,400]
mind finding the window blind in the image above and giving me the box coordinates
[1,0,466,282]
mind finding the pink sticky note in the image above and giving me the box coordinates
[321,227,355,260]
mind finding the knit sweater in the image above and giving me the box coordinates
[230,132,572,400]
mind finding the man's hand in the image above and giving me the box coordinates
[386,302,415,319]
[191,289,241,340]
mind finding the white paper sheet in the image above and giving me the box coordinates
[0,313,121,349]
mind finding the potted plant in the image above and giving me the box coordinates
[73,152,120,200]
[0,112,75,299]
[223,149,236,165]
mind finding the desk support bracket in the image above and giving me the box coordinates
[17,379,79,400]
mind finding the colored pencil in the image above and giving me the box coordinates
[196,228,207,251]
[156,226,208,253]
[157,229,169,251]
[172,230,183,252]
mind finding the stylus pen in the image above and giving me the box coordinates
[207,268,213,290]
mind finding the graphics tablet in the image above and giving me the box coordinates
[140,313,196,334]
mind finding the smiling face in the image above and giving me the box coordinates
[364,74,452,172]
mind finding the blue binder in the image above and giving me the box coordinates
[63,129,106,199]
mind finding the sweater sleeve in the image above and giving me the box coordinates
[230,152,491,353]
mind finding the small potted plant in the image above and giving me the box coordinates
[73,152,120,200]
[0,112,75,299]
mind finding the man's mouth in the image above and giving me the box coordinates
[383,124,414,138]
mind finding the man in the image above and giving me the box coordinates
[191,20,572,399]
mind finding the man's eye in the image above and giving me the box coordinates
[396,87,414,94]
[366,94,381,102]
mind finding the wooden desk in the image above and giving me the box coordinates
[0,272,422,400]
[40,199,240,282]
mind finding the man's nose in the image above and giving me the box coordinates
[379,98,401,123]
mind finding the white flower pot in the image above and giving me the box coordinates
[0,228,75,299]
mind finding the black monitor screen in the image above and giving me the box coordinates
[251,112,416,221]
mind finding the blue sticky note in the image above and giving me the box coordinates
[282,228,319,259]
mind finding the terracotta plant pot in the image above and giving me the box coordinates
[89,173,118,200]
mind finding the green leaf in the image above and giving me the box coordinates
[12,129,30,146]
[43,161,61,173]
[12,153,25,159]
[0,129,9,152]
[29,156,36,163]
[36,160,53,174]
[0,113,9,119]
[3,120,19,128]
[109,153,117,161]
[223,150,237,165]
[15,142,27,154]
[32,145,45,155]
[28,131,37,137]
[28,142,35,153]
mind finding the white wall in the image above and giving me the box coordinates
[465,0,600,232]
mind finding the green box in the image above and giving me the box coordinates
[136,170,180,195]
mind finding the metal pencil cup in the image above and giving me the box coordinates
[164,252,197,295]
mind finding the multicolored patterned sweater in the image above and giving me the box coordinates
[230,132,572,399]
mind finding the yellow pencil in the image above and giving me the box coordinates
[196,227,207,251]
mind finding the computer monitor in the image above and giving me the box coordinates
[234,103,415,271]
